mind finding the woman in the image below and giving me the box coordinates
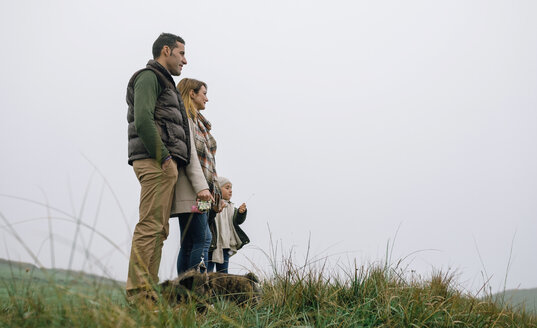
[171,78,221,274]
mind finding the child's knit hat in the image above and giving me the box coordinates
[217,176,231,188]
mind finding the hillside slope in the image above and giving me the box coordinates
[0,258,125,300]
[494,288,537,314]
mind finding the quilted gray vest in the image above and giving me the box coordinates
[126,60,190,166]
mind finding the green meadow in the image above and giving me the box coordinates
[1,257,536,327]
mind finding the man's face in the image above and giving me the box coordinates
[164,41,187,76]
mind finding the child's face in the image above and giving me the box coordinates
[221,183,232,201]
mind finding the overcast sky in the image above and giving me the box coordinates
[1,0,536,294]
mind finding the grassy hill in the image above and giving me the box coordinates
[1,258,536,327]
[493,287,537,314]
[0,258,124,285]
[0,258,125,302]
[0,258,124,284]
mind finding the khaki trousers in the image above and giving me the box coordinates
[126,158,178,292]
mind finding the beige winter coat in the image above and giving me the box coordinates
[170,119,210,215]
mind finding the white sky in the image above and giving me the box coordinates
[1,0,536,294]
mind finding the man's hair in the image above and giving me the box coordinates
[177,78,207,119]
[152,33,185,59]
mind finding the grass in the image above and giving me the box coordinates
[1,256,536,328]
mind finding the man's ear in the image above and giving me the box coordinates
[162,45,170,57]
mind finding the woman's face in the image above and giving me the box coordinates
[191,85,208,110]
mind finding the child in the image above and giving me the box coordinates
[207,176,249,273]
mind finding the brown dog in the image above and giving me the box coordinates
[160,269,260,306]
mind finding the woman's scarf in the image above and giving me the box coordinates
[193,113,220,198]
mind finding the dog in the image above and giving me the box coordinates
[160,268,261,306]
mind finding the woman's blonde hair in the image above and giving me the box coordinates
[177,78,207,119]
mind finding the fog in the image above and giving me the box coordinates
[1,0,536,294]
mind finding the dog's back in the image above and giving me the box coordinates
[160,269,261,306]
[207,272,261,305]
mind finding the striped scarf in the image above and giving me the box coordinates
[193,113,220,198]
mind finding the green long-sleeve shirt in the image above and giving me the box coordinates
[133,70,170,163]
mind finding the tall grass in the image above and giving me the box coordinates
[1,250,536,327]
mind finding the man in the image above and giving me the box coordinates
[125,33,190,301]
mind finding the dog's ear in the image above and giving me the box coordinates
[244,272,259,284]
[177,268,200,290]
[179,276,194,290]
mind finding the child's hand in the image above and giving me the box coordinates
[213,199,227,213]
[238,203,247,214]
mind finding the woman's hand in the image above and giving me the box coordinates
[238,203,247,214]
[197,189,213,202]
